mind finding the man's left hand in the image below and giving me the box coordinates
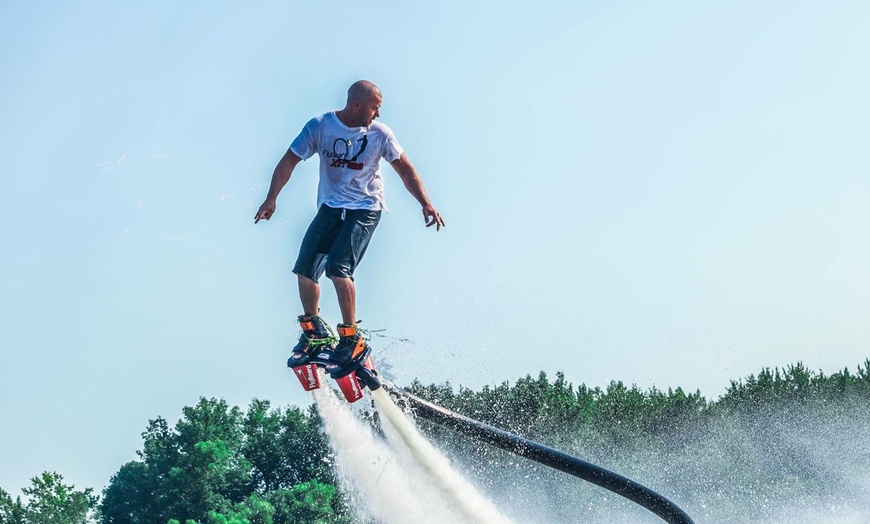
[422,204,445,231]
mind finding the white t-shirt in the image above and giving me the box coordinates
[289,111,404,211]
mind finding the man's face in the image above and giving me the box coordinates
[357,93,382,126]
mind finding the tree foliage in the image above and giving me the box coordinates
[100,398,341,524]
[0,472,98,524]
[0,487,25,524]
[407,359,870,447]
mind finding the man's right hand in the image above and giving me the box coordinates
[254,200,276,223]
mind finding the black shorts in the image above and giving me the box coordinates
[293,204,382,282]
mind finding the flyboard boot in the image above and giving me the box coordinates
[287,315,336,392]
[326,323,381,402]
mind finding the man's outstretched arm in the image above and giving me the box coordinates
[389,153,446,231]
[255,150,302,223]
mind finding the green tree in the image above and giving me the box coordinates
[101,398,341,524]
[240,401,330,492]
[1,472,98,524]
[267,481,347,524]
[206,493,275,524]
[0,487,26,524]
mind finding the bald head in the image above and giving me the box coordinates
[346,80,382,104]
[336,80,383,128]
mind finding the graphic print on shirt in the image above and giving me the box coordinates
[325,133,368,171]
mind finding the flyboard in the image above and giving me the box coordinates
[289,352,695,524]
[289,340,381,403]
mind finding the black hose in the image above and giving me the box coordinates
[392,387,695,524]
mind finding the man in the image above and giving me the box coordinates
[255,80,445,376]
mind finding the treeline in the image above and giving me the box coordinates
[407,359,870,447]
[2,359,868,524]
[404,359,870,522]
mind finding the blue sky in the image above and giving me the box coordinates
[1,0,868,495]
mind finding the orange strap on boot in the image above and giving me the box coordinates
[337,324,357,337]
[337,324,367,360]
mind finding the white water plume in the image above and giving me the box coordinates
[371,387,514,524]
[312,386,469,523]
[313,379,515,524]
[314,382,509,524]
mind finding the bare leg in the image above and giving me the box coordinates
[297,275,320,316]
[330,276,356,325]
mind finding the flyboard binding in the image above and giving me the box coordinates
[288,320,381,403]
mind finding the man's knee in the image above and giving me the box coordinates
[297,273,319,285]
